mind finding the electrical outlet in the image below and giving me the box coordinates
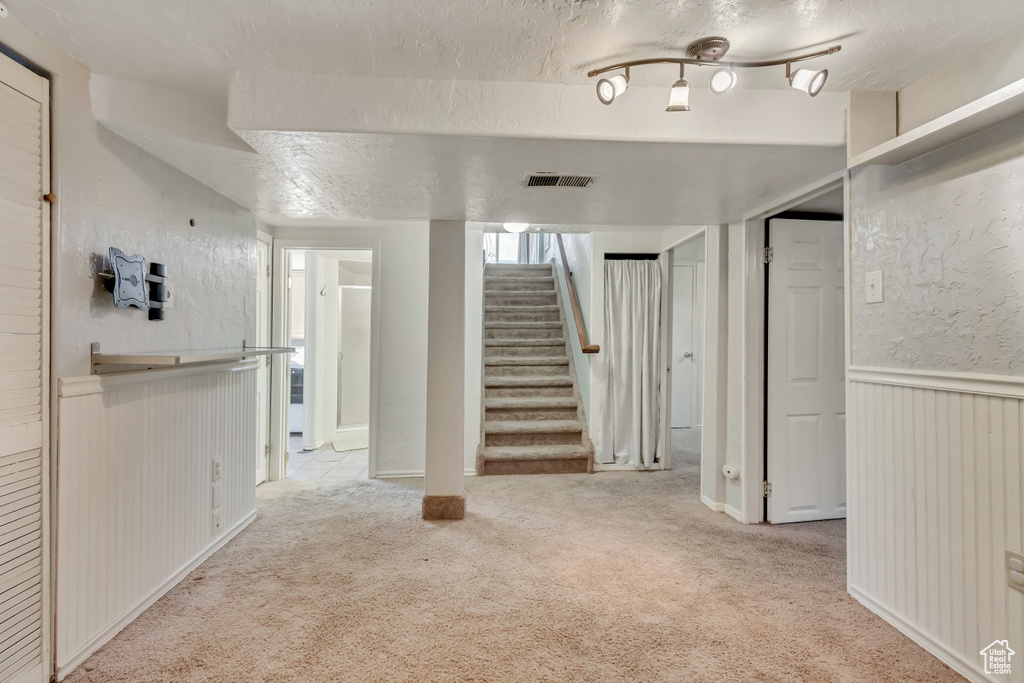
[865,270,884,304]
[211,457,223,483]
[1008,549,1024,593]
[212,482,223,509]
[212,509,223,535]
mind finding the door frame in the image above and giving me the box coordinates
[255,230,273,484]
[735,170,849,524]
[269,238,381,481]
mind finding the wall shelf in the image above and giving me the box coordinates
[848,77,1024,168]
[90,342,293,372]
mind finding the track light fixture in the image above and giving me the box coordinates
[665,65,690,112]
[597,69,629,105]
[708,68,737,95]
[788,67,828,97]
[588,37,841,112]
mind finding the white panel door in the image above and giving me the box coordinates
[0,54,48,683]
[671,264,695,428]
[767,219,845,523]
[255,237,271,484]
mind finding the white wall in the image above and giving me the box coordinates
[700,226,729,511]
[898,22,1024,133]
[539,232,593,421]
[268,224,430,477]
[464,228,483,474]
[848,119,1024,682]
[55,363,257,679]
[0,17,259,683]
[847,45,1024,682]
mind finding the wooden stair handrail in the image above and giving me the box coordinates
[555,234,599,354]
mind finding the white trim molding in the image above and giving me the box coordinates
[848,364,1024,399]
[59,359,258,398]
[849,586,988,683]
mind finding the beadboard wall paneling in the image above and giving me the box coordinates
[848,368,1024,683]
[55,362,258,679]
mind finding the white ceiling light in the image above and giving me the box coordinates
[596,72,629,105]
[788,68,828,97]
[503,222,529,233]
[588,37,841,113]
[708,68,737,95]
[665,78,690,112]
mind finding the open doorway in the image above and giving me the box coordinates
[285,249,373,482]
[763,186,846,523]
[671,235,706,470]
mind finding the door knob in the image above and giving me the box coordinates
[683,352,692,358]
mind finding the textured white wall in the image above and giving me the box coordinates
[850,115,1024,374]
[0,19,256,380]
[848,79,1024,681]
[268,224,430,477]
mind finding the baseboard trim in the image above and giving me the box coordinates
[848,584,988,683]
[700,494,725,512]
[422,495,465,520]
[375,469,425,479]
[56,509,257,680]
[724,504,742,522]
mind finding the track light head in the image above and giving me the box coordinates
[665,78,691,112]
[596,73,629,105]
[708,68,737,95]
[788,68,828,97]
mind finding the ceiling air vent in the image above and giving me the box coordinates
[524,173,595,188]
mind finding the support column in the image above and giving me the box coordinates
[422,220,467,520]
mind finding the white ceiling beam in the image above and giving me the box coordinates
[228,72,847,147]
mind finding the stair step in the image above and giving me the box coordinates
[485,276,555,283]
[484,419,583,434]
[485,290,556,297]
[484,356,568,366]
[484,338,566,347]
[485,376,574,387]
[483,445,591,462]
[484,397,578,410]
[485,264,551,270]
[484,305,559,312]
[485,321,562,329]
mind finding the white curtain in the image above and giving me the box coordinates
[597,259,662,467]
[517,234,530,264]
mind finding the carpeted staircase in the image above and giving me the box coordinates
[477,263,594,475]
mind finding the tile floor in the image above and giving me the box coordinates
[286,435,369,482]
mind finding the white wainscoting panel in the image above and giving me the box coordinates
[848,367,1024,683]
[55,362,258,678]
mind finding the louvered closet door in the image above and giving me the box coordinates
[0,53,49,683]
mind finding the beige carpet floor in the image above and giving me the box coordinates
[66,457,959,682]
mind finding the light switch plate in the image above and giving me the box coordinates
[866,270,884,304]
[1008,549,1024,593]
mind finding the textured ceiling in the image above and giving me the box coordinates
[237,130,845,225]
[9,0,1024,95]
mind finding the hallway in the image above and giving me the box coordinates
[66,456,956,682]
